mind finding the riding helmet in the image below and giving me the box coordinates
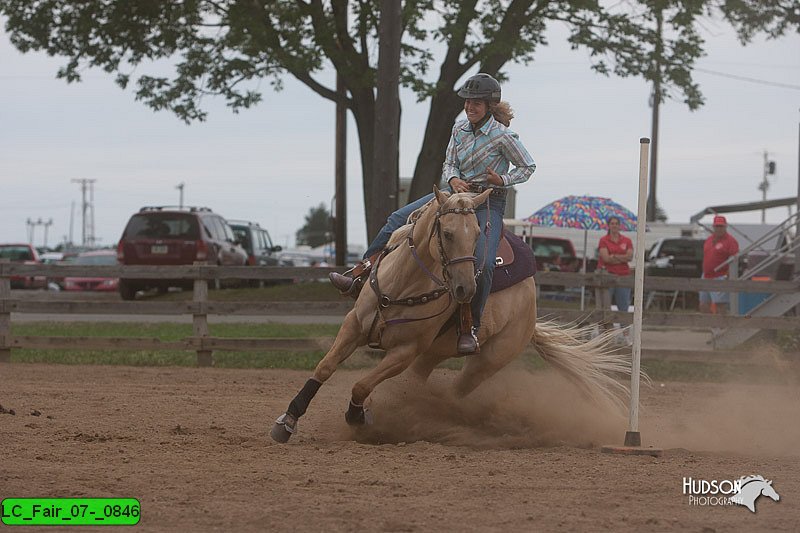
[457,73,501,102]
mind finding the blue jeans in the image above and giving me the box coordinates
[364,191,506,330]
[608,286,631,312]
[364,193,435,258]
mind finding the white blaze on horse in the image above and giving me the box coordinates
[271,187,633,443]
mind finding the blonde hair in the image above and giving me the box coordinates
[489,101,514,127]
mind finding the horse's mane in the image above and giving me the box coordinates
[386,199,433,246]
[387,223,413,246]
[739,475,768,485]
[386,192,475,248]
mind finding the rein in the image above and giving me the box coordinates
[366,200,479,345]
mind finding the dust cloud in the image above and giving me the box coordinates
[644,381,800,457]
[347,363,627,449]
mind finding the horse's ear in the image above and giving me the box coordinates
[471,188,493,207]
[433,185,449,205]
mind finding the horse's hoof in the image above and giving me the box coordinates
[345,401,373,426]
[270,413,297,443]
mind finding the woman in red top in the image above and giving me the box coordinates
[597,216,634,312]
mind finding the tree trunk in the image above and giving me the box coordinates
[408,91,464,201]
[371,0,402,241]
[348,88,380,239]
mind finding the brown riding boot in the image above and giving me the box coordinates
[457,303,480,355]
[328,253,379,298]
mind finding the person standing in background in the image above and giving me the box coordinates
[597,216,634,312]
[597,216,634,345]
[700,215,739,315]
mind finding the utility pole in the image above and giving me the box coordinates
[176,182,185,208]
[71,179,96,247]
[646,7,663,223]
[42,218,53,249]
[89,181,96,247]
[26,218,35,245]
[69,201,75,247]
[759,150,776,223]
[334,75,348,267]
[25,218,52,248]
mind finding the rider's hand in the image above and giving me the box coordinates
[449,177,470,193]
[486,168,504,186]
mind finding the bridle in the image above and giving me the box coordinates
[366,198,480,345]
[430,205,479,284]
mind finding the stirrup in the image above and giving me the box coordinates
[329,271,367,298]
[457,327,480,355]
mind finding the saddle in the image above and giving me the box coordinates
[495,234,515,267]
[490,229,536,293]
[435,229,536,340]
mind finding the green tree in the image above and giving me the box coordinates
[655,200,668,222]
[1,1,794,237]
[296,203,333,248]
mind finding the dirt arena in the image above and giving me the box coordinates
[2,362,799,531]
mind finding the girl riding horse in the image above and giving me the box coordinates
[330,73,536,355]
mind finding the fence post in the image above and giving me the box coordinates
[0,259,10,363]
[729,258,739,316]
[193,261,213,367]
[594,271,611,325]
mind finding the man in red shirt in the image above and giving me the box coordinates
[700,215,739,315]
[598,216,634,312]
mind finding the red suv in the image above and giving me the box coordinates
[116,206,248,300]
[0,243,45,289]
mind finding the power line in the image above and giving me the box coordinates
[694,67,800,90]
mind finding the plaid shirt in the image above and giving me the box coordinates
[441,115,536,188]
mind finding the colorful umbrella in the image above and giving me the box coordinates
[525,195,640,310]
[525,195,638,231]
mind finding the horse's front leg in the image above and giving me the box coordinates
[345,343,418,426]
[270,310,366,443]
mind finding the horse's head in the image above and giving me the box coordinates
[761,480,780,502]
[432,185,492,303]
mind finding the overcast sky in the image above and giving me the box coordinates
[1,17,798,252]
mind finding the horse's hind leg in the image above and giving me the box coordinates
[270,310,366,443]
[345,344,417,425]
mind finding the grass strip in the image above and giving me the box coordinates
[9,321,797,383]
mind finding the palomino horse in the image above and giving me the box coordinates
[271,187,630,443]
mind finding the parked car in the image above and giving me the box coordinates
[39,251,67,290]
[116,206,248,300]
[645,238,705,278]
[63,250,119,292]
[531,236,579,273]
[0,243,46,289]
[277,250,315,268]
[529,236,600,292]
[39,252,64,264]
[227,220,293,286]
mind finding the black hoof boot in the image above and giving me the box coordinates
[344,401,373,426]
[270,413,297,443]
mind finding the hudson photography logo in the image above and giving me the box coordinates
[683,475,781,512]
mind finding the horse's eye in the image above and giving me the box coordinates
[443,231,454,242]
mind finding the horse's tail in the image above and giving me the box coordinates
[531,319,642,412]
